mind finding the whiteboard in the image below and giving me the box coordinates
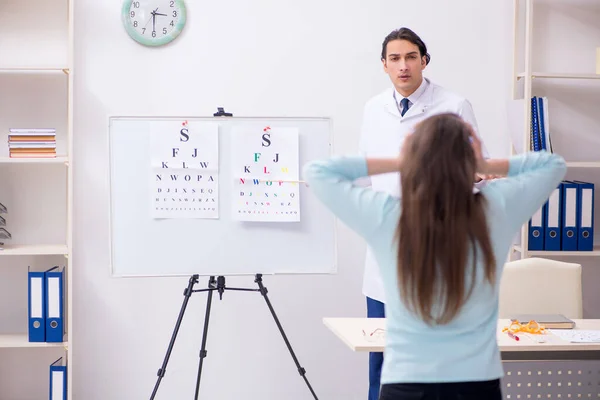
[108,116,336,277]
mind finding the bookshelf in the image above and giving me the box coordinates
[0,0,73,399]
[514,245,600,257]
[0,334,67,349]
[517,72,600,80]
[0,245,70,256]
[0,156,69,164]
[510,0,600,260]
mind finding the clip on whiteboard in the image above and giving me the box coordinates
[213,107,233,117]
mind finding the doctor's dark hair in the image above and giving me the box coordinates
[381,27,431,65]
[395,113,496,326]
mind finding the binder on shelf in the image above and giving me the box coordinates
[540,97,552,152]
[561,181,579,251]
[544,183,562,251]
[529,96,553,154]
[45,266,64,343]
[528,204,546,250]
[530,96,541,151]
[28,267,46,342]
[536,96,552,151]
[574,181,595,251]
[49,357,67,400]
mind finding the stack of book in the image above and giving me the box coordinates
[8,128,56,158]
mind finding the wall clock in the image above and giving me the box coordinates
[122,0,187,47]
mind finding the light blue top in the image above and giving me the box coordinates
[303,151,567,384]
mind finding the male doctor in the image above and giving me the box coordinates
[358,27,489,400]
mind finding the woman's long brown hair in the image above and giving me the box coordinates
[396,113,496,325]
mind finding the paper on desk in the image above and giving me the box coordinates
[549,330,600,343]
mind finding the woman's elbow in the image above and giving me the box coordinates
[552,154,568,179]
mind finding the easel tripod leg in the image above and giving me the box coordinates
[150,274,199,400]
[194,276,216,400]
[255,274,319,400]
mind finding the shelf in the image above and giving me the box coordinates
[0,67,69,75]
[0,334,65,349]
[0,244,68,256]
[0,157,68,164]
[513,245,600,257]
[517,72,600,80]
[567,162,600,168]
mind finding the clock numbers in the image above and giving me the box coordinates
[122,0,186,47]
[128,1,182,39]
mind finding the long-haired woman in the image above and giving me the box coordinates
[304,113,566,399]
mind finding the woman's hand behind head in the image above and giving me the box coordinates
[467,125,487,175]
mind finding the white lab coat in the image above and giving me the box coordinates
[358,77,488,304]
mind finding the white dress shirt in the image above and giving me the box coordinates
[393,78,429,115]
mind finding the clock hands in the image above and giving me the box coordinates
[143,8,155,30]
[151,8,157,32]
[149,8,167,34]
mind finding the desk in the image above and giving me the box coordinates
[323,318,600,361]
[324,318,600,398]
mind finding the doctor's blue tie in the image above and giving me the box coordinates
[400,98,410,116]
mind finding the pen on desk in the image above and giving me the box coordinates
[507,331,520,341]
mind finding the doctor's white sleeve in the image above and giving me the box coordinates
[355,104,372,187]
[459,98,490,159]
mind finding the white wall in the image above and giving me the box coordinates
[73,1,513,399]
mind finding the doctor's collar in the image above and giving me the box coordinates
[393,77,429,108]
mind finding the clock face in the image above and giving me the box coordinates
[122,0,187,47]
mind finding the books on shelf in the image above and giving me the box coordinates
[528,179,595,252]
[507,96,553,154]
[526,97,596,252]
[50,357,67,399]
[8,128,56,158]
[28,266,65,343]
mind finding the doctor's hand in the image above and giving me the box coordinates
[469,127,486,172]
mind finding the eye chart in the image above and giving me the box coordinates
[231,126,300,222]
[150,120,219,219]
